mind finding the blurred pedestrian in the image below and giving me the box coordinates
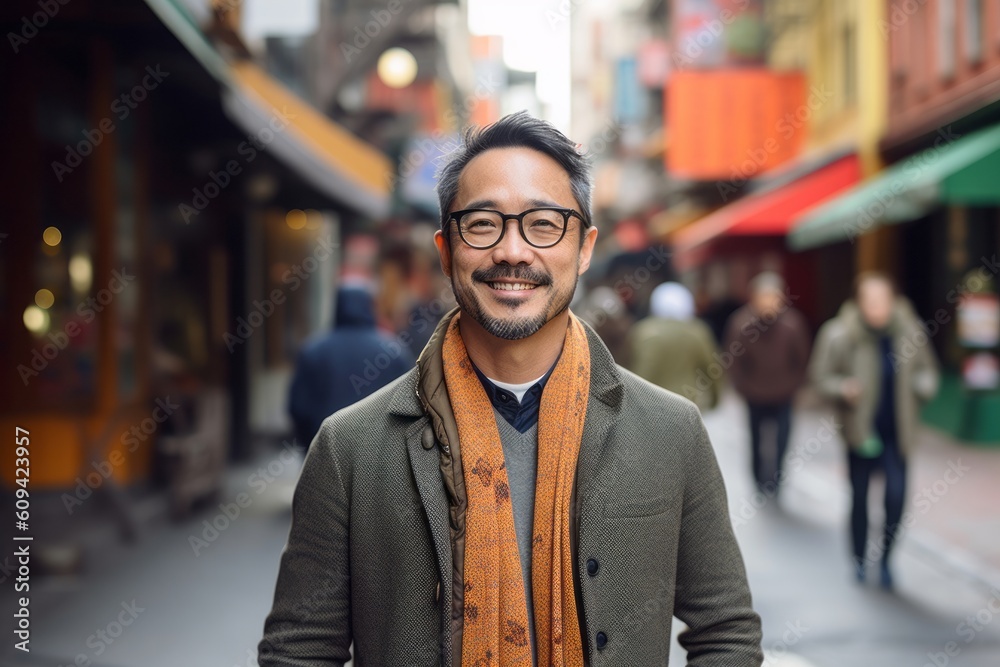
[810,272,939,589]
[723,272,811,494]
[287,284,414,447]
[628,282,721,411]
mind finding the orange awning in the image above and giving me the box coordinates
[224,61,392,216]
[672,153,862,267]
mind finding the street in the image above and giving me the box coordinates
[10,394,1000,667]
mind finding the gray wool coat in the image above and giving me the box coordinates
[259,311,763,666]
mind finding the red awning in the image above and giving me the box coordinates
[672,154,862,268]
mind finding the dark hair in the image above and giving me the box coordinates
[854,270,897,297]
[435,111,593,232]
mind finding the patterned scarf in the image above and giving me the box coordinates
[442,312,591,667]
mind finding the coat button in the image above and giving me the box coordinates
[421,427,435,450]
[586,558,599,576]
[596,631,607,650]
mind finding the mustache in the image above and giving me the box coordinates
[471,265,552,286]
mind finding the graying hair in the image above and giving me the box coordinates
[435,111,593,232]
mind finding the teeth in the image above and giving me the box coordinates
[490,282,537,291]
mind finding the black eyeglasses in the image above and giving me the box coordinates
[447,207,587,249]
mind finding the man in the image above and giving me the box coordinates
[723,272,810,495]
[810,272,938,589]
[287,284,414,447]
[628,281,722,412]
[259,112,762,666]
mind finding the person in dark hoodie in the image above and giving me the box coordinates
[287,284,414,447]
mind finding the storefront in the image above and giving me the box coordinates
[671,152,862,329]
[0,0,392,496]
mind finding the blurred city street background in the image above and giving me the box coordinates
[3,0,1000,665]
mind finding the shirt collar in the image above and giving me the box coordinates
[470,356,559,433]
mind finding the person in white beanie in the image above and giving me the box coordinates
[627,282,721,411]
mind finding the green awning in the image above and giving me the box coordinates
[788,122,1000,250]
[142,0,231,85]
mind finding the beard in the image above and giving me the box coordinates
[452,263,577,340]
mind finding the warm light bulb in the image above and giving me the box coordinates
[35,289,55,309]
[377,48,418,89]
[286,209,307,230]
[43,226,62,246]
[23,305,50,334]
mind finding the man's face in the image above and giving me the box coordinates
[751,289,784,318]
[858,279,894,330]
[434,147,598,340]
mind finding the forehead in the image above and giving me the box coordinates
[453,147,575,210]
[859,279,893,301]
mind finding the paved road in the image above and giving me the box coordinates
[690,393,1000,667]
[9,393,1000,666]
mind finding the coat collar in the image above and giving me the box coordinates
[389,307,623,419]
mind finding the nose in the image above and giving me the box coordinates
[489,218,535,266]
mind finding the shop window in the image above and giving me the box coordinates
[21,48,99,409]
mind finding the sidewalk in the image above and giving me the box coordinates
[699,391,1000,667]
[783,398,1000,592]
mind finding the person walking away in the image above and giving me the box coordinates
[287,284,414,447]
[809,272,939,589]
[723,272,811,495]
[628,282,722,411]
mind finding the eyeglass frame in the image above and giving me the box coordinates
[446,206,589,249]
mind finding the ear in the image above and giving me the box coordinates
[577,225,599,276]
[434,229,452,279]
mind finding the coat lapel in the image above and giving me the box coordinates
[575,323,624,510]
[405,418,454,665]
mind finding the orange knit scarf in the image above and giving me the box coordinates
[442,312,590,667]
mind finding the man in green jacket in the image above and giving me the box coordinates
[627,281,722,411]
[259,112,762,666]
[810,272,939,589]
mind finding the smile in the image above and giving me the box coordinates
[488,282,538,291]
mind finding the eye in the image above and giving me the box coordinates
[529,218,558,228]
